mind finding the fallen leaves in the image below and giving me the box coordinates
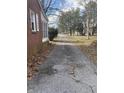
[27,43,55,80]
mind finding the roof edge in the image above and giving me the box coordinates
[38,0,48,21]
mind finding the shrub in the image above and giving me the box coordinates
[48,27,58,41]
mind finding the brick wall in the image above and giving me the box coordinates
[27,0,44,58]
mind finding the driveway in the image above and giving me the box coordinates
[28,34,97,93]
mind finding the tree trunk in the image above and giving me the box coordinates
[73,30,75,36]
[70,29,72,36]
[87,19,89,39]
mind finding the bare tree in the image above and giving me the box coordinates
[42,0,65,15]
[79,0,97,39]
[45,0,53,13]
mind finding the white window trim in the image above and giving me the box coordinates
[30,9,36,32]
[36,13,39,31]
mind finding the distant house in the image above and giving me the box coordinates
[27,0,49,57]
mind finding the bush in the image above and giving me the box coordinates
[48,28,58,41]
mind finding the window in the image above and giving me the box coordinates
[36,13,39,31]
[43,22,44,37]
[45,23,48,37]
[30,10,36,32]
[43,22,47,38]
[41,13,48,42]
[44,22,46,37]
[46,23,48,37]
[42,21,48,41]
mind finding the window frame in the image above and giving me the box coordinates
[30,9,36,32]
[36,13,39,31]
[41,13,49,42]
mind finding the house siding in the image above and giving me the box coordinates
[27,0,45,58]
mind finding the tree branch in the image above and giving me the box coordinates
[45,0,53,13]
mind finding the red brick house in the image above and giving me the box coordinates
[27,0,49,57]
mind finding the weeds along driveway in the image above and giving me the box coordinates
[28,35,97,93]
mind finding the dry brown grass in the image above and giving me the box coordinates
[76,36,97,65]
[80,40,97,64]
[54,35,96,45]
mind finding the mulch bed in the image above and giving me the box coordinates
[27,43,55,80]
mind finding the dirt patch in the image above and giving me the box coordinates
[79,40,97,65]
[27,43,55,80]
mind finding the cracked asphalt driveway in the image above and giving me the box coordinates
[27,35,97,93]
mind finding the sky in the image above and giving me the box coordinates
[48,0,85,28]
